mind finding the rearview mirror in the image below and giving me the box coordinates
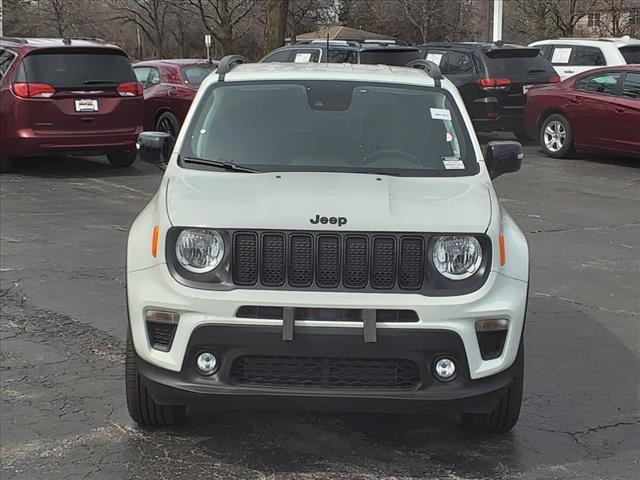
[484,141,523,179]
[136,132,172,166]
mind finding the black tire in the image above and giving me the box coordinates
[107,150,137,167]
[156,111,180,160]
[513,128,530,144]
[0,156,13,173]
[460,338,524,434]
[156,111,180,139]
[539,113,574,158]
[125,329,184,427]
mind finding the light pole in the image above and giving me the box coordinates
[492,0,503,42]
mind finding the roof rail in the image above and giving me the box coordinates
[217,55,249,81]
[405,59,443,87]
[67,36,106,43]
[0,36,28,44]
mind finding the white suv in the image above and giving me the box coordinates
[127,56,529,433]
[530,36,640,80]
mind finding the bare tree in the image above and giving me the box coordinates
[107,0,174,58]
[180,0,259,56]
[35,0,76,36]
[263,0,289,54]
[548,0,598,37]
[597,0,636,36]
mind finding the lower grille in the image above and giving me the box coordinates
[229,356,420,390]
[147,322,177,352]
[235,306,419,322]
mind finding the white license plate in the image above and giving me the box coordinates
[75,99,99,112]
[523,85,533,94]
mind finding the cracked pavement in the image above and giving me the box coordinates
[1,148,639,479]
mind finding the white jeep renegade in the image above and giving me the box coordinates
[127,56,529,433]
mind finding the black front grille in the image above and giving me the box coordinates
[232,231,427,291]
[230,355,420,390]
[147,322,177,352]
[235,306,419,322]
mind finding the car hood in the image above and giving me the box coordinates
[166,171,492,233]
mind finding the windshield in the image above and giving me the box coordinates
[181,65,216,86]
[182,81,476,177]
[16,50,135,88]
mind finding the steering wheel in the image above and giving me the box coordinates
[362,149,422,168]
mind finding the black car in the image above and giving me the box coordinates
[419,42,560,139]
[261,40,422,66]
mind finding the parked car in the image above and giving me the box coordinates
[0,37,143,171]
[128,57,529,434]
[261,39,422,66]
[133,59,217,140]
[524,65,640,159]
[529,36,640,81]
[418,42,560,140]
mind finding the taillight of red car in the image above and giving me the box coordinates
[117,82,144,97]
[477,77,512,91]
[11,82,56,98]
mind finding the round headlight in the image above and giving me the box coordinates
[432,236,482,280]
[175,229,224,273]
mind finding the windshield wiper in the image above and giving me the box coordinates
[84,80,118,85]
[181,155,260,173]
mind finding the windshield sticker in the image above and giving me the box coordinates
[294,53,312,63]
[443,157,465,170]
[446,132,454,142]
[551,47,572,64]
[430,108,452,121]
[426,53,443,65]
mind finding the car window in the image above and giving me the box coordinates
[327,49,358,64]
[485,49,555,77]
[15,50,135,88]
[147,67,161,86]
[134,67,150,84]
[181,65,216,85]
[184,81,476,177]
[570,46,605,66]
[0,49,16,79]
[537,45,553,60]
[359,49,422,66]
[574,72,622,95]
[262,49,293,62]
[424,50,446,67]
[442,51,474,74]
[619,46,640,64]
[622,72,640,99]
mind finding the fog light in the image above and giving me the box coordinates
[144,309,179,325]
[196,352,218,375]
[434,357,456,381]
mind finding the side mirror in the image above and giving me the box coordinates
[484,141,523,179]
[136,132,172,166]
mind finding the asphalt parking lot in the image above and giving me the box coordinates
[1,145,638,480]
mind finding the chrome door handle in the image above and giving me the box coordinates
[616,108,625,113]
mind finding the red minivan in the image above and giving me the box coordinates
[0,37,144,171]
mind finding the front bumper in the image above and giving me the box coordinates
[137,324,518,414]
[127,265,528,380]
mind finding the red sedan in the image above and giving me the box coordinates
[133,59,217,139]
[525,65,640,158]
